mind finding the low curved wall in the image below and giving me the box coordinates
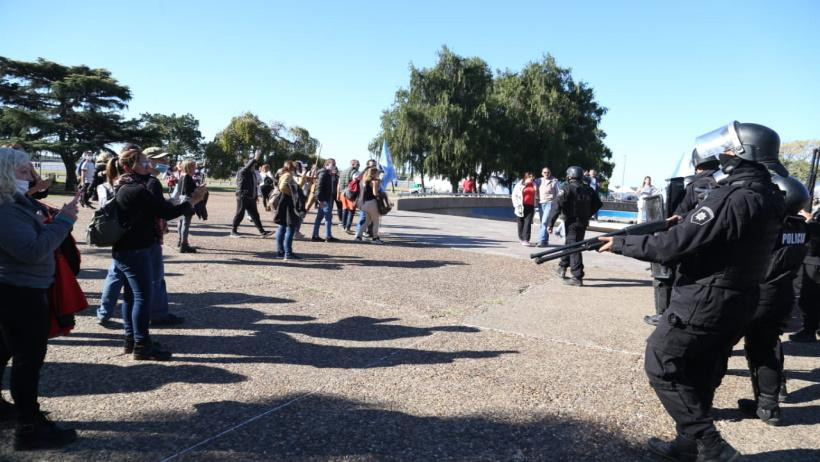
[395,195,512,211]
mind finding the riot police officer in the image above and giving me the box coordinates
[644,150,720,326]
[790,207,820,342]
[739,175,814,425]
[546,166,602,286]
[599,122,786,461]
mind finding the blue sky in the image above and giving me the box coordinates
[2,0,818,186]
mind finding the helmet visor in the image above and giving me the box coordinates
[694,122,744,159]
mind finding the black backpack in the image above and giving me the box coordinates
[86,198,129,247]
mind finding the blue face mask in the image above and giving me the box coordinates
[153,163,169,174]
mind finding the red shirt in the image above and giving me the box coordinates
[462,179,475,193]
[522,183,536,206]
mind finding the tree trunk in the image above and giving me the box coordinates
[450,177,459,193]
[63,156,78,192]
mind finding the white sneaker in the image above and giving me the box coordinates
[520,240,531,246]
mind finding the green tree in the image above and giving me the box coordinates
[138,112,204,163]
[0,56,137,190]
[780,139,819,184]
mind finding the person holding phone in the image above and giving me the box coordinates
[0,147,79,450]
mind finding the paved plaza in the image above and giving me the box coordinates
[1,191,817,461]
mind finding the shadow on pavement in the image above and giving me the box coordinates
[51,308,515,370]
[28,394,657,461]
[38,363,246,397]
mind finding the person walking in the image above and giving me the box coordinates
[0,147,79,450]
[512,172,538,246]
[536,167,558,247]
[231,151,270,237]
[547,166,602,286]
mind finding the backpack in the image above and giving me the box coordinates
[86,197,139,247]
[343,178,360,200]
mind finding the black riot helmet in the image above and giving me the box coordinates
[771,174,810,215]
[566,166,584,180]
[695,121,786,175]
[691,148,718,170]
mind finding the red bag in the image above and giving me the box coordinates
[48,248,88,337]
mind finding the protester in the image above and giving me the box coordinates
[332,165,343,223]
[462,176,476,194]
[260,164,274,210]
[230,151,270,237]
[311,159,339,242]
[354,166,384,244]
[536,167,558,247]
[356,159,380,237]
[637,176,660,222]
[113,146,206,360]
[512,172,537,246]
[0,147,79,450]
[274,161,302,260]
[96,158,125,327]
[176,160,198,253]
[341,172,362,234]
[78,151,96,208]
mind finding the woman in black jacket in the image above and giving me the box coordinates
[113,147,206,360]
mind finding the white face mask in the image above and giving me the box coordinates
[15,179,30,194]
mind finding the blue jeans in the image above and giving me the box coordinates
[276,225,296,256]
[97,261,124,321]
[355,209,367,236]
[149,244,170,320]
[538,203,552,245]
[342,209,356,229]
[113,247,154,342]
[312,200,334,238]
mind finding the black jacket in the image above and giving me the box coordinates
[314,168,338,203]
[546,180,602,227]
[673,170,717,218]
[613,164,785,288]
[758,215,809,304]
[235,158,258,199]
[114,178,193,251]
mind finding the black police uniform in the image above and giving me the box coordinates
[673,169,718,219]
[546,178,602,280]
[743,215,809,415]
[795,210,820,338]
[650,170,719,321]
[610,163,785,444]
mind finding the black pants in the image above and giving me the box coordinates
[517,204,535,242]
[80,182,93,204]
[797,263,820,331]
[645,283,755,440]
[260,185,273,209]
[335,198,343,222]
[0,283,50,422]
[559,222,586,279]
[653,277,675,315]
[744,292,792,404]
[232,195,266,233]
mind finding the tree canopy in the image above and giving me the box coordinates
[0,56,137,189]
[780,139,819,184]
[373,47,614,190]
[203,113,321,179]
[137,112,205,163]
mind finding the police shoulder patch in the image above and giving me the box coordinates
[690,206,715,226]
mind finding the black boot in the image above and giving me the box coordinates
[14,412,77,451]
[779,379,788,403]
[647,435,697,462]
[789,328,817,342]
[0,397,15,424]
[556,266,567,279]
[696,436,740,462]
[738,394,781,426]
[133,339,171,361]
[123,335,134,354]
[563,277,583,286]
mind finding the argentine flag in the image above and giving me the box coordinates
[380,141,398,186]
